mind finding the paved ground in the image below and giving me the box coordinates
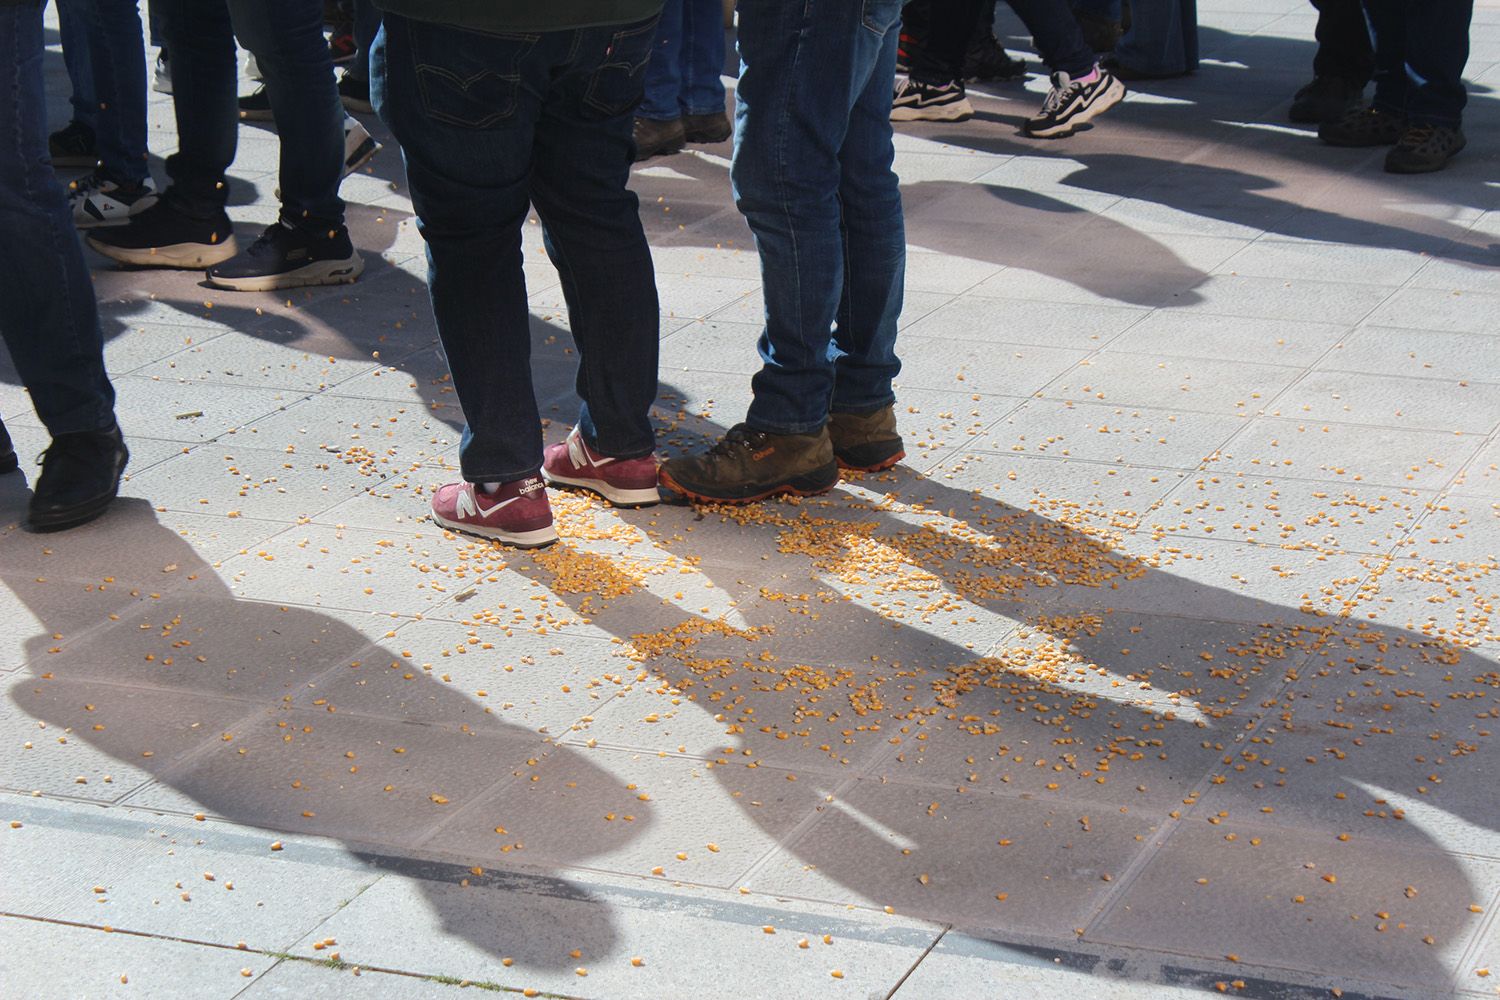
[4,3,1500,999]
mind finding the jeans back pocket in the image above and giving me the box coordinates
[582,17,660,120]
[409,23,540,129]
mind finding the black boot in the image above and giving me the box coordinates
[27,423,129,532]
[0,417,16,474]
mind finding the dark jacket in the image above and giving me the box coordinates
[372,0,664,32]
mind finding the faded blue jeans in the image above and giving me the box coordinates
[0,0,115,435]
[733,0,906,434]
[640,0,727,120]
[374,13,661,482]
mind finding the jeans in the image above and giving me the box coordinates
[1312,0,1373,86]
[733,0,906,435]
[154,0,344,231]
[1004,0,1097,76]
[0,1,115,436]
[343,0,381,85]
[55,0,96,129]
[1365,0,1472,127]
[374,13,661,483]
[901,0,985,82]
[1114,0,1197,75]
[80,0,150,185]
[640,0,727,120]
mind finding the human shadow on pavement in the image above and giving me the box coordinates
[491,414,1498,996]
[0,494,650,974]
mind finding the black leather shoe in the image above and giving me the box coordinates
[0,418,17,474]
[27,423,128,532]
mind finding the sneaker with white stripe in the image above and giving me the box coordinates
[542,426,660,507]
[891,77,975,123]
[1023,67,1126,138]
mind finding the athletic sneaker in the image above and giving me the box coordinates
[1385,124,1466,174]
[430,476,558,548]
[238,85,274,122]
[153,51,173,95]
[344,116,381,176]
[1023,67,1125,138]
[828,405,905,472]
[48,119,97,168]
[86,198,237,269]
[338,71,373,114]
[204,221,362,292]
[69,172,159,228]
[891,77,974,122]
[658,424,839,504]
[541,427,660,507]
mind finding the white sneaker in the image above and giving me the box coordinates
[891,77,975,122]
[153,53,172,95]
[70,173,159,229]
[343,116,381,178]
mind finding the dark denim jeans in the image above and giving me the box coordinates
[373,13,661,483]
[1112,0,1198,75]
[1366,0,1473,128]
[1312,0,1373,87]
[0,1,115,436]
[641,0,727,120]
[342,0,380,85]
[153,0,344,231]
[79,0,150,185]
[733,0,906,434]
[904,0,1095,80]
[55,0,96,129]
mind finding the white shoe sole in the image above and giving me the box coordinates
[1025,77,1127,138]
[205,251,364,292]
[542,469,661,508]
[87,234,239,268]
[431,512,558,548]
[891,97,975,122]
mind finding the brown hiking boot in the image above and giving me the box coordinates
[658,424,839,504]
[683,111,731,144]
[633,116,685,161]
[828,405,905,472]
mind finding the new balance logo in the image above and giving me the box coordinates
[455,487,522,520]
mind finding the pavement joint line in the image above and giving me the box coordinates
[882,923,952,1000]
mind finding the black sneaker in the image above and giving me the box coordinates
[338,72,373,114]
[27,422,128,532]
[1289,76,1364,124]
[1319,104,1405,147]
[962,36,1027,83]
[683,111,731,144]
[658,424,839,504]
[891,77,974,122]
[239,85,275,122]
[0,417,17,475]
[48,119,97,168]
[205,221,363,292]
[86,197,238,269]
[828,405,905,472]
[1385,124,1466,174]
[634,116,685,161]
[1024,67,1126,138]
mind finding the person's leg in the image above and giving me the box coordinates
[227,0,343,233]
[80,0,150,186]
[680,0,727,117]
[1399,0,1471,129]
[342,0,379,84]
[0,1,115,438]
[1361,0,1408,120]
[55,0,98,131]
[1005,0,1097,75]
[1311,0,1373,86]
[830,18,904,423]
[1111,0,1196,75]
[641,0,685,120]
[374,13,547,484]
[531,19,661,463]
[893,0,984,121]
[155,0,237,220]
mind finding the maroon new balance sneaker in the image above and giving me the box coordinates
[541,427,660,507]
[430,476,557,548]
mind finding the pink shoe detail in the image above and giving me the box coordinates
[542,427,660,507]
[430,476,557,548]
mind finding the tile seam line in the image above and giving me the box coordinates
[882,924,952,1000]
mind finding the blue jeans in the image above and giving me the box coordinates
[79,0,150,185]
[733,0,906,434]
[55,0,96,129]
[640,0,726,120]
[153,0,344,231]
[1365,0,1473,128]
[374,13,661,483]
[0,1,114,435]
[1113,0,1198,75]
[342,0,381,84]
